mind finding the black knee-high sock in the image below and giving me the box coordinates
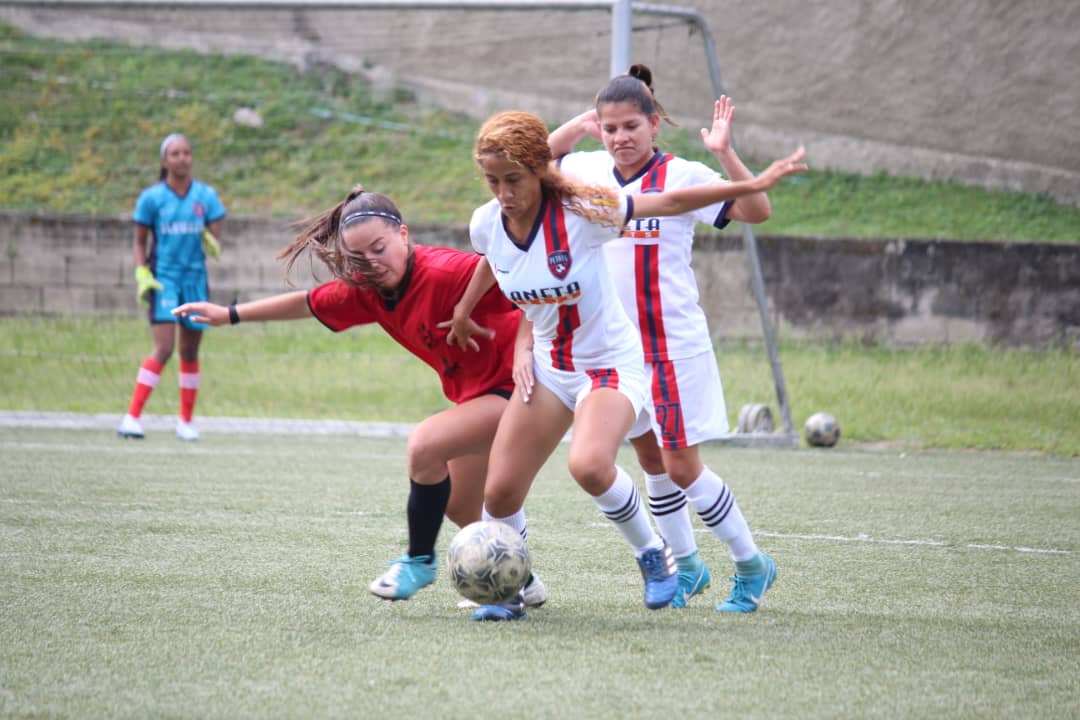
[406,477,451,560]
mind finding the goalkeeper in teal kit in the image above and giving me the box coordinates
[117,133,226,442]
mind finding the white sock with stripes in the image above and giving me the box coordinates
[682,466,758,562]
[482,506,528,543]
[593,466,663,556]
[646,471,698,559]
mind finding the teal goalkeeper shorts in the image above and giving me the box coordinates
[147,269,210,331]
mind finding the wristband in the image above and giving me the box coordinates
[228,304,240,325]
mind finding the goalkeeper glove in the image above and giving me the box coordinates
[202,228,221,259]
[134,265,163,307]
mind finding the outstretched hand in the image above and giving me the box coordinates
[700,95,734,156]
[172,301,228,326]
[436,315,495,352]
[757,146,808,190]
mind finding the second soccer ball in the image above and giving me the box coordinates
[804,411,841,447]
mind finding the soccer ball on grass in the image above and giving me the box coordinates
[447,520,531,605]
[804,412,841,447]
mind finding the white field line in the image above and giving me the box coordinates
[587,523,1071,555]
[0,440,405,464]
[749,530,1072,555]
[0,411,416,436]
[0,412,578,443]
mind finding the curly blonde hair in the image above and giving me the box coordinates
[475,110,623,229]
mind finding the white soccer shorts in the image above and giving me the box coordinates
[628,350,730,449]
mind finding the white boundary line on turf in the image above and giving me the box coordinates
[586,522,1073,555]
[0,411,583,442]
[749,530,1072,555]
[0,411,416,436]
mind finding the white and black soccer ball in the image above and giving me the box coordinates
[447,520,531,605]
[804,412,841,447]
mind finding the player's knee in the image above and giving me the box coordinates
[482,481,520,518]
[567,453,612,494]
[405,432,444,480]
[663,455,704,488]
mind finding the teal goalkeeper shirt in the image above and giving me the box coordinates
[133,179,226,274]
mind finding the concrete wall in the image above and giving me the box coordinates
[3,212,1076,350]
[2,1,1078,205]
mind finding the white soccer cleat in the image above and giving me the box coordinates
[521,572,548,608]
[116,413,145,439]
[176,418,200,441]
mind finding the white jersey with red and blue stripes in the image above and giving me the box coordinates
[559,149,732,363]
[469,192,643,373]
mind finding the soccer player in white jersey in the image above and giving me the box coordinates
[548,65,779,613]
[446,110,805,620]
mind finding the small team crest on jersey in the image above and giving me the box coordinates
[548,251,571,279]
[193,203,206,217]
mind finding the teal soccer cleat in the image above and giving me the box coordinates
[637,541,678,609]
[671,550,712,609]
[369,554,436,600]
[716,553,777,613]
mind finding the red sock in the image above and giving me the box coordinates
[127,356,164,418]
[179,359,200,422]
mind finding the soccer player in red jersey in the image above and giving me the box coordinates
[172,186,547,607]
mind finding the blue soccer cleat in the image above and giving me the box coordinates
[369,554,436,601]
[671,550,712,609]
[458,572,548,609]
[470,591,526,622]
[716,553,777,613]
[637,541,678,609]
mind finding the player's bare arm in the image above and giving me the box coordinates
[512,313,535,403]
[702,96,772,224]
[547,108,601,157]
[133,224,151,268]
[440,256,498,351]
[172,290,311,326]
[631,146,807,219]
